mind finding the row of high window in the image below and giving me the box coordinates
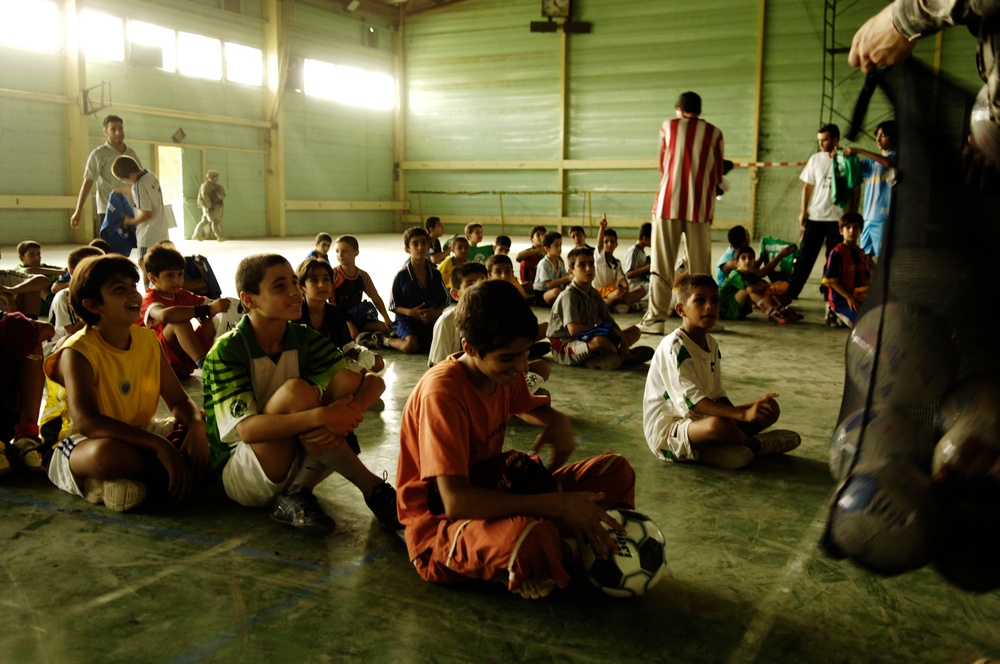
[1,1,396,110]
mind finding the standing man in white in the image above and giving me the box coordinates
[69,115,141,237]
[640,92,725,335]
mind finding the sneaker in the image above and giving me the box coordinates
[754,430,801,456]
[824,304,838,326]
[626,345,655,364]
[612,303,630,315]
[512,578,556,600]
[0,442,11,477]
[638,320,665,335]
[216,236,227,242]
[781,307,803,322]
[768,309,791,325]
[270,488,336,535]
[528,340,551,360]
[583,354,624,371]
[356,332,378,349]
[83,477,105,504]
[9,437,45,473]
[101,479,147,512]
[363,476,403,530]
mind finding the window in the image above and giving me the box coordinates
[225,42,263,86]
[0,0,59,52]
[127,20,175,71]
[303,59,395,110]
[80,10,124,62]
[177,31,222,80]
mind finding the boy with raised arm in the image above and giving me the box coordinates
[397,279,636,599]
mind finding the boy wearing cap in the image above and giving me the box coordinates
[194,170,226,242]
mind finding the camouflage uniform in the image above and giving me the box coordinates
[193,170,226,240]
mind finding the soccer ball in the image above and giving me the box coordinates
[825,461,943,576]
[971,84,1000,162]
[937,376,1000,433]
[829,409,873,481]
[212,297,245,334]
[845,302,959,408]
[582,509,667,597]
[932,411,1000,483]
[830,408,936,481]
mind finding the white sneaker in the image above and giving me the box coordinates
[638,320,665,335]
[104,479,147,512]
[754,430,801,456]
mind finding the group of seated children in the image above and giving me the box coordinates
[716,225,802,324]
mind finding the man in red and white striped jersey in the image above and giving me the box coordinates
[641,92,725,335]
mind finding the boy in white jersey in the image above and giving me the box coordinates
[44,255,209,512]
[642,273,801,469]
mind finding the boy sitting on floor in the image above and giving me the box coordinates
[203,254,400,535]
[643,273,801,469]
[141,242,231,378]
[548,247,653,371]
[397,279,637,599]
[43,255,209,512]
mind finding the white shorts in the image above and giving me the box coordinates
[221,441,303,507]
[48,418,176,497]
[650,417,697,463]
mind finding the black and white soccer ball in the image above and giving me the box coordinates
[212,297,245,333]
[582,509,667,598]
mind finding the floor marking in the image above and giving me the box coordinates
[726,504,829,664]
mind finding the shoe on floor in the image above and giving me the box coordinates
[83,477,147,512]
[638,320,665,335]
[612,303,630,315]
[356,332,378,349]
[10,436,45,472]
[584,354,624,371]
[754,430,802,456]
[626,346,655,364]
[363,478,403,530]
[270,488,336,535]
[0,442,11,477]
[528,340,551,360]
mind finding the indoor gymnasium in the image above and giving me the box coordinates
[1,0,999,662]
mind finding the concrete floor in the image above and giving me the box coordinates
[2,233,997,663]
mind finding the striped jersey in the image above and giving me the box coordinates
[653,117,725,223]
[203,315,348,472]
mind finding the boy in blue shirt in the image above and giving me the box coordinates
[845,120,896,261]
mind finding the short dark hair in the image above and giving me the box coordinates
[70,255,139,326]
[839,212,864,229]
[111,155,142,179]
[464,223,483,237]
[735,245,756,261]
[674,273,718,305]
[335,235,359,250]
[451,261,488,290]
[16,241,40,257]
[296,257,335,285]
[315,232,332,245]
[603,228,618,240]
[485,253,513,274]
[143,241,185,276]
[67,246,104,272]
[88,239,113,253]
[403,226,429,248]
[727,225,747,248]
[875,120,897,143]
[455,280,538,356]
[236,254,289,295]
[495,235,511,248]
[639,222,652,240]
[102,114,123,128]
[542,231,562,248]
[530,225,547,237]
[569,226,585,236]
[819,123,841,139]
[676,91,702,115]
[450,235,470,248]
[425,216,441,231]
[567,246,594,269]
